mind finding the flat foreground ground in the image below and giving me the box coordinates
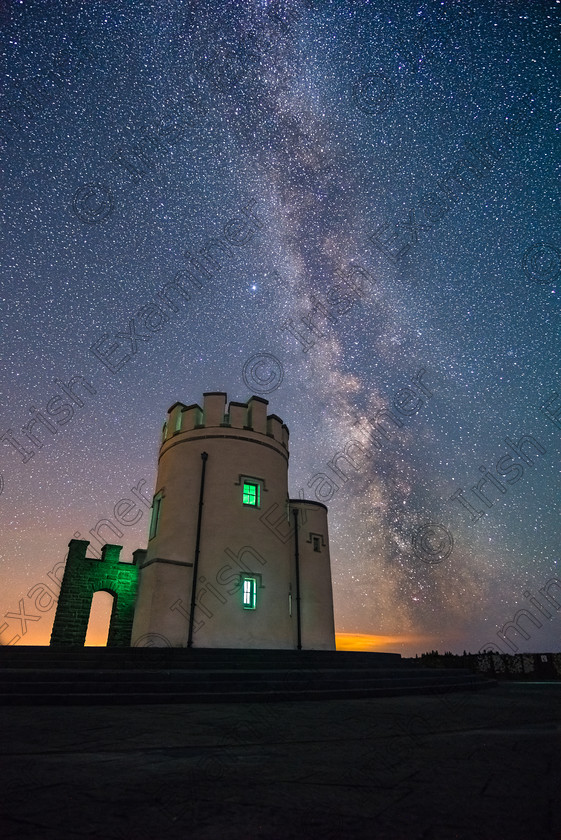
[1,682,560,839]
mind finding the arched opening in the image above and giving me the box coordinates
[85,590,115,646]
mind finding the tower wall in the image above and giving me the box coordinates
[132,393,295,648]
[290,501,336,650]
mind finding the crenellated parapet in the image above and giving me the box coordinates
[162,392,290,450]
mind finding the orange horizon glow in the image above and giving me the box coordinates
[335,632,439,656]
[16,629,442,652]
[85,630,438,651]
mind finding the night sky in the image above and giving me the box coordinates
[1,0,560,655]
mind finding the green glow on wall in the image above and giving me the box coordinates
[50,540,139,647]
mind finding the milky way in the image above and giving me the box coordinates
[1,0,559,654]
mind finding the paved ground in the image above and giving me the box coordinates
[1,682,560,839]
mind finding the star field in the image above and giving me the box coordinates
[1,0,560,654]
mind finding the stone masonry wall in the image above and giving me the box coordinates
[50,539,142,647]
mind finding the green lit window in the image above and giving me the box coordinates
[175,410,183,433]
[243,577,257,609]
[242,482,260,507]
[149,494,163,540]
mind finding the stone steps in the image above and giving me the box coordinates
[0,671,481,690]
[0,684,490,706]
[0,665,466,679]
[0,646,495,704]
[0,646,404,669]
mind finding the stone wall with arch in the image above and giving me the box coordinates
[50,539,143,646]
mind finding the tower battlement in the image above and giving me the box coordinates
[162,392,290,449]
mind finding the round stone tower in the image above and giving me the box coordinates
[131,392,335,650]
